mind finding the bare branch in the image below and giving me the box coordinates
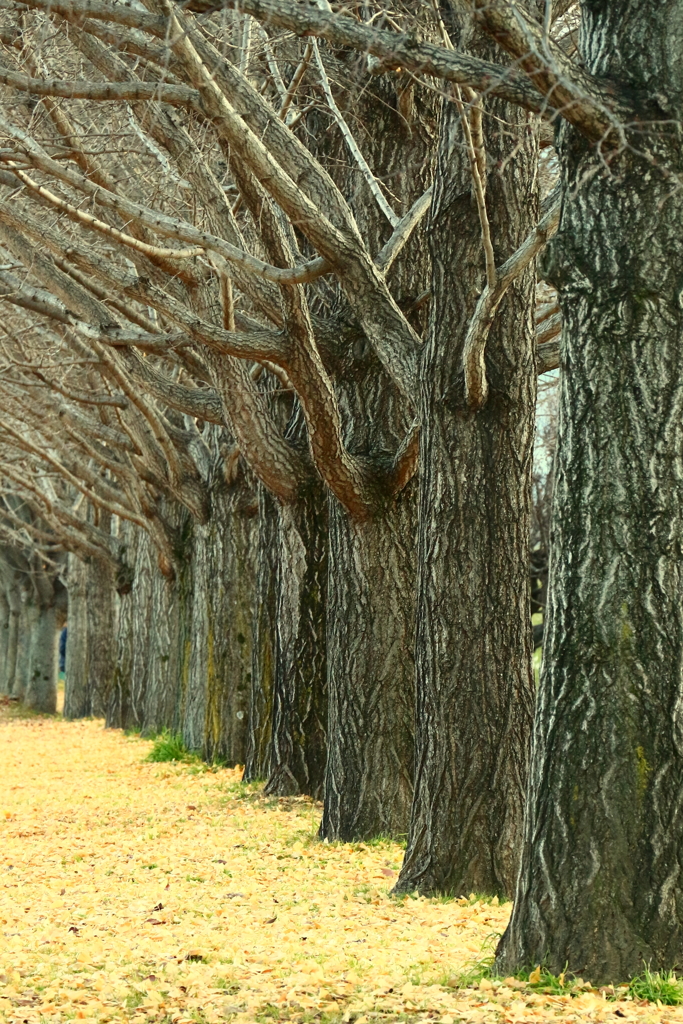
[468,0,630,143]
[0,60,198,105]
[374,188,432,274]
[311,39,398,228]
[463,192,562,409]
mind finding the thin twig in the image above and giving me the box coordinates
[311,38,398,228]
[278,40,312,123]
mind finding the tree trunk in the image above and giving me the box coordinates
[395,84,538,897]
[184,449,257,766]
[4,582,21,697]
[497,0,683,982]
[87,556,117,718]
[13,603,33,703]
[108,522,152,731]
[265,472,328,798]
[63,553,90,719]
[314,57,434,840]
[141,505,194,737]
[24,603,57,714]
[0,590,9,695]
[244,482,278,782]
[321,479,417,840]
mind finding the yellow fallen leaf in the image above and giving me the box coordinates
[3,713,647,1024]
[529,965,542,985]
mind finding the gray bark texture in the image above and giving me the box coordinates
[244,482,278,782]
[3,582,21,697]
[497,0,683,982]
[266,412,328,799]
[321,479,417,840]
[108,522,152,730]
[395,72,538,896]
[63,552,90,720]
[142,510,194,737]
[13,603,33,703]
[86,555,118,718]
[316,57,434,839]
[24,603,57,714]
[185,447,257,765]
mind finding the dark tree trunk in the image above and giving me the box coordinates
[497,0,683,982]
[395,58,538,895]
[64,553,90,720]
[265,470,328,799]
[244,482,278,781]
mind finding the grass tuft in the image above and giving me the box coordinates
[145,731,197,763]
[629,969,683,1005]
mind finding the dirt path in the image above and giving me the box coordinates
[0,714,673,1023]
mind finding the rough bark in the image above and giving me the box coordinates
[266,458,328,799]
[395,75,538,896]
[63,552,90,719]
[184,447,257,766]
[244,482,278,782]
[141,504,194,737]
[108,522,152,730]
[86,555,118,718]
[321,478,417,840]
[316,56,433,840]
[497,0,683,983]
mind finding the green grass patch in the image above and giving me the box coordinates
[145,731,198,763]
[512,965,576,994]
[449,953,496,988]
[629,968,683,1005]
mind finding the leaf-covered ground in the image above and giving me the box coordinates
[0,712,678,1024]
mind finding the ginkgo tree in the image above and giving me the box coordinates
[0,0,565,956]
[0,0,557,846]
[229,0,683,986]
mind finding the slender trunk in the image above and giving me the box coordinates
[0,591,9,695]
[63,553,90,719]
[497,0,683,982]
[4,583,20,696]
[396,85,538,896]
[244,482,278,782]
[24,603,57,714]
[266,471,328,798]
[87,556,117,718]
[13,603,33,702]
[183,520,210,754]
